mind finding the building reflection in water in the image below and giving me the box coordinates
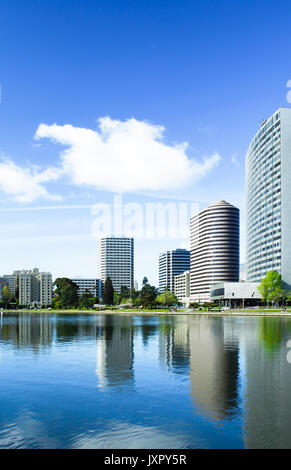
[189,316,240,421]
[158,315,240,421]
[242,317,291,449]
[0,313,53,351]
[96,315,134,389]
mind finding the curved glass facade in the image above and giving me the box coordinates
[246,108,291,288]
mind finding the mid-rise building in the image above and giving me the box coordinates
[97,237,134,292]
[190,200,239,302]
[159,248,190,292]
[19,268,52,307]
[70,278,103,299]
[174,270,190,302]
[246,108,291,289]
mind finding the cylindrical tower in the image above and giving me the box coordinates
[190,200,239,302]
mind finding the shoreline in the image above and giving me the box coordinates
[2,309,291,317]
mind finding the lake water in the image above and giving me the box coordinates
[0,312,291,449]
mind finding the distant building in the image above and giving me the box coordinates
[19,268,52,308]
[159,248,190,293]
[70,278,103,299]
[190,200,239,302]
[97,237,134,292]
[240,263,246,282]
[210,282,261,307]
[174,271,190,302]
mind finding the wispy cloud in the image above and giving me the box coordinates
[230,154,240,167]
[0,157,62,203]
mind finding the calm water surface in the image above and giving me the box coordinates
[0,313,291,449]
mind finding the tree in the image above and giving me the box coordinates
[156,291,178,307]
[103,276,114,305]
[140,279,158,308]
[258,271,286,306]
[53,278,79,308]
[79,289,95,309]
[2,286,11,309]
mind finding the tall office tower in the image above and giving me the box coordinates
[190,200,239,302]
[70,278,103,299]
[97,237,134,292]
[19,268,52,307]
[159,248,190,293]
[246,108,291,289]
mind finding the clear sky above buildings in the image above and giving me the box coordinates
[0,0,291,286]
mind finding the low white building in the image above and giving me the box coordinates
[174,271,190,303]
[70,278,103,299]
[210,282,262,306]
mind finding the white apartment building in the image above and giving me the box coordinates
[174,271,190,302]
[19,268,52,308]
[97,237,134,292]
[246,108,291,289]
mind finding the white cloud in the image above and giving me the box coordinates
[231,154,240,167]
[35,117,221,193]
[0,157,62,203]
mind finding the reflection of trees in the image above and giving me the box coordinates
[140,317,157,346]
[258,317,291,354]
[55,316,96,342]
[159,316,190,374]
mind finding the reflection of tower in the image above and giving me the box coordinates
[159,316,190,374]
[189,316,239,420]
[96,316,134,388]
[242,318,291,448]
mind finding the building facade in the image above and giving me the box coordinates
[246,108,291,289]
[159,248,190,293]
[174,271,190,302]
[97,237,134,292]
[19,268,52,307]
[70,278,103,299]
[210,282,261,306]
[190,200,239,302]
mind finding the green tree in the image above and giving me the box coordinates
[103,276,114,305]
[53,278,79,308]
[79,289,95,309]
[2,286,11,309]
[258,271,286,306]
[140,279,158,308]
[156,291,178,307]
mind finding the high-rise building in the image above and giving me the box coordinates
[70,278,103,299]
[97,237,134,292]
[246,108,291,289]
[190,200,239,302]
[19,268,52,307]
[159,248,190,293]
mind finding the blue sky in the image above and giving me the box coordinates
[0,0,290,286]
